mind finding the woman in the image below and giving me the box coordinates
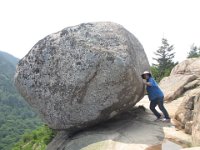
[141,71,170,122]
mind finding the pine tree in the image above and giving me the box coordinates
[152,38,176,82]
[187,44,200,58]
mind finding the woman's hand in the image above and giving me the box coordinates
[143,79,151,86]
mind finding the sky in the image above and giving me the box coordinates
[0,0,200,64]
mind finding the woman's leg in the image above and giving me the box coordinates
[157,97,170,119]
[150,100,161,119]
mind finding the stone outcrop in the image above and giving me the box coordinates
[175,89,200,137]
[14,22,149,131]
[160,58,200,146]
[46,106,166,150]
[191,92,200,146]
[171,58,200,75]
[159,58,200,101]
[159,75,197,101]
[181,147,200,150]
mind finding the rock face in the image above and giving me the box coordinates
[159,75,197,101]
[175,91,200,146]
[171,58,200,75]
[160,58,200,146]
[192,93,200,146]
[181,147,200,150]
[175,89,200,129]
[159,58,200,101]
[46,106,166,150]
[14,22,149,130]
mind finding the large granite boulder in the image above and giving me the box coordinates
[14,22,149,130]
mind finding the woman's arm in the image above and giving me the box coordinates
[143,79,152,86]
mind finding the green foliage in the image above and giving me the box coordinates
[0,51,43,150]
[12,125,55,150]
[150,66,160,82]
[150,66,174,82]
[152,38,177,82]
[187,44,200,58]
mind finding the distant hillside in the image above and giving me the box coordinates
[0,51,18,94]
[0,51,18,66]
[0,51,43,150]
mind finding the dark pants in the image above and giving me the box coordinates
[150,97,170,119]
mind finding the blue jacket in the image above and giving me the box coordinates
[146,77,164,101]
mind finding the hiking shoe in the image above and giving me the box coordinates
[161,118,171,122]
[154,117,161,122]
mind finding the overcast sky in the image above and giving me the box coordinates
[0,0,200,64]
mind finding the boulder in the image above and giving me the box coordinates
[181,147,200,150]
[14,22,149,130]
[175,93,196,131]
[159,58,200,146]
[175,89,200,145]
[171,58,200,76]
[159,58,200,101]
[192,92,200,146]
[159,75,197,101]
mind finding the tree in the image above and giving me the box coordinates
[187,44,200,58]
[152,38,176,82]
[12,125,55,150]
